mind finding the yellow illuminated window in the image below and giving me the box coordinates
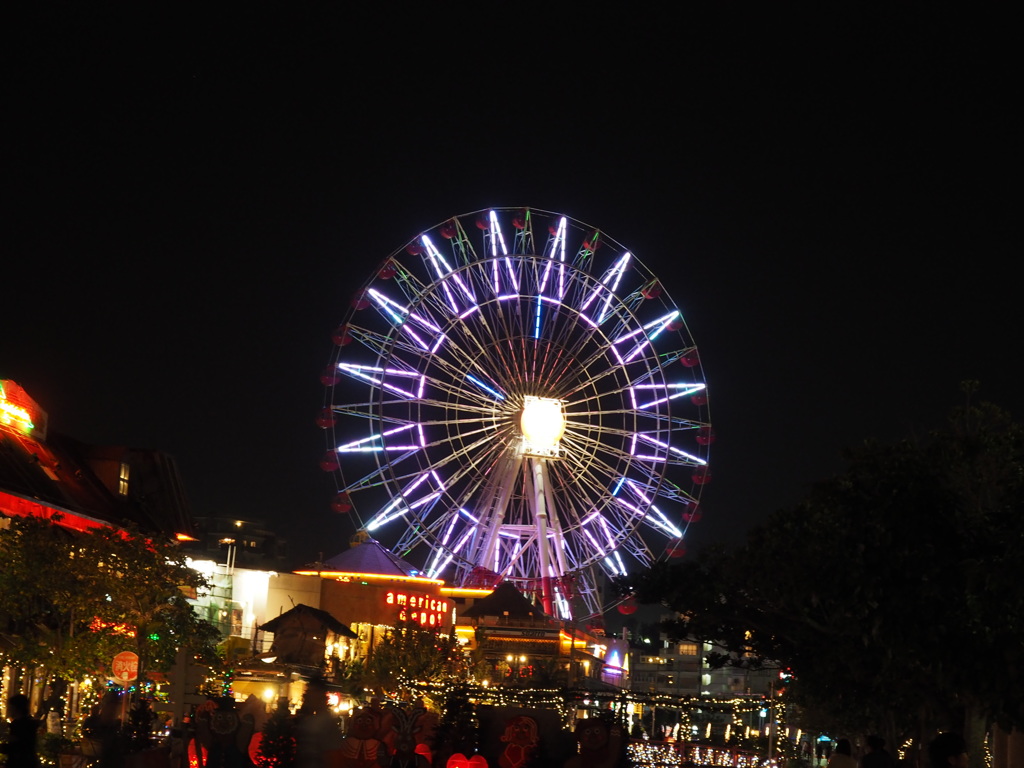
[118,463,130,496]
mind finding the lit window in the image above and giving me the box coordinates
[118,463,130,496]
[679,642,698,656]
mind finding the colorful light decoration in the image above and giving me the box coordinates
[323,208,711,619]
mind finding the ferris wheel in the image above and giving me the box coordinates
[320,208,712,620]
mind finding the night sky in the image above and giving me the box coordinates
[4,9,1017,569]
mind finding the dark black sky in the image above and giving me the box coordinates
[3,8,1018,568]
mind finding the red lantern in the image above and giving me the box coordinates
[320,366,341,386]
[512,210,527,229]
[680,350,700,367]
[696,426,716,445]
[440,221,458,239]
[331,492,352,513]
[692,467,712,485]
[351,292,370,310]
[331,325,352,346]
[319,452,340,472]
[691,393,708,406]
[468,757,488,768]
[447,754,470,768]
[682,506,703,523]
[475,217,489,230]
[315,408,336,429]
[617,598,638,615]
[667,318,684,332]
[666,539,687,558]
[641,281,662,299]
[378,262,397,279]
[406,241,424,255]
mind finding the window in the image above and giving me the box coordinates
[118,462,130,495]
[678,642,698,656]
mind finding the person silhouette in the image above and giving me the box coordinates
[1,694,41,768]
[927,733,968,768]
[861,735,896,768]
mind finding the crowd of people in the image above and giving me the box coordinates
[4,691,973,768]
[822,733,970,768]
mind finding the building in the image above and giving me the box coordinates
[0,379,196,539]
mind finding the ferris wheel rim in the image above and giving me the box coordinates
[322,207,711,618]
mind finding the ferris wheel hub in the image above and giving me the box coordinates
[519,396,566,457]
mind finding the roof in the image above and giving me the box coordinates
[461,581,552,620]
[258,603,357,638]
[313,537,420,578]
[0,428,196,538]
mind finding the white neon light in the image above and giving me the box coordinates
[609,310,681,365]
[423,235,477,309]
[579,253,631,323]
[338,363,420,399]
[365,472,438,530]
[367,288,444,352]
[633,433,707,465]
[633,382,706,410]
[488,211,517,293]
[614,551,627,575]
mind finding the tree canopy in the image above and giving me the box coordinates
[0,514,220,685]
[627,391,1024,757]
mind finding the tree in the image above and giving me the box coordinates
[0,514,220,694]
[627,391,1024,762]
[364,621,469,695]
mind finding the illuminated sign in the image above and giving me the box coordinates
[0,380,46,439]
[386,590,449,627]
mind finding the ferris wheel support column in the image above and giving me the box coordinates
[530,457,556,616]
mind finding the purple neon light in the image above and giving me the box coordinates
[337,423,419,453]
[338,363,420,399]
[578,253,631,324]
[632,382,706,410]
[422,235,477,308]
[367,288,445,353]
[488,211,518,294]
[635,433,706,464]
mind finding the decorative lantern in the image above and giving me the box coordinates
[475,217,489,230]
[331,492,352,513]
[378,262,397,279]
[680,350,700,367]
[440,221,458,239]
[617,598,638,615]
[406,241,424,255]
[319,451,340,472]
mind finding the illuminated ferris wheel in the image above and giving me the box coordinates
[320,208,712,619]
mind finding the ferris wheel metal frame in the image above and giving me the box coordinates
[321,207,712,620]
